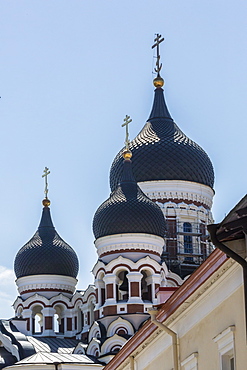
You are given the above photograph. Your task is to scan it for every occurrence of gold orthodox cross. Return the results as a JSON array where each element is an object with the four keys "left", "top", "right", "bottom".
[
  {"left": 122, "top": 115, "right": 132, "bottom": 150},
  {"left": 152, "top": 33, "right": 164, "bottom": 74},
  {"left": 42, "top": 167, "right": 50, "bottom": 198}
]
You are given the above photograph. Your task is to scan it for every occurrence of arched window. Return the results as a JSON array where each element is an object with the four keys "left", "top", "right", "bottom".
[
  {"left": 54, "top": 304, "right": 65, "bottom": 334},
  {"left": 116, "top": 327, "right": 128, "bottom": 335},
  {"left": 141, "top": 270, "right": 152, "bottom": 302},
  {"left": 183, "top": 222, "right": 193, "bottom": 260},
  {"left": 32, "top": 305, "right": 43, "bottom": 334},
  {"left": 54, "top": 313, "right": 59, "bottom": 333},
  {"left": 110, "top": 345, "right": 121, "bottom": 353},
  {"left": 117, "top": 271, "right": 129, "bottom": 302},
  {"left": 98, "top": 272, "right": 106, "bottom": 307},
  {"left": 16, "top": 307, "right": 23, "bottom": 319}
]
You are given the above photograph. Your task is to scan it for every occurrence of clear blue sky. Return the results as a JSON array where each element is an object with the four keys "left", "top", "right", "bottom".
[{"left": 0, "top": 0, "right": 246, "bottom": 318}]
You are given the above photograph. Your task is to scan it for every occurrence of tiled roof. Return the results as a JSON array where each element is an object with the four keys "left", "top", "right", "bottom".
[
  {"left": 14, "top": 206, "right": 79, "bottom": 278},
  {"left": 110, "top": 87, "right": 214, "bottom": 191},
  {"left": 93, "top": 158, "right": 166, "bottom": 238}
]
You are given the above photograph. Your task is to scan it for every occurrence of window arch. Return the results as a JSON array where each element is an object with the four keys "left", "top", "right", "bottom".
[
  {"left": 116, "top": 327, "right": 128, "bottom": 335},
  {"left": 16, "top": 306, "right": 23, "bottom": 319},
  {"left": 98, "top": 272, "right": 106, "bottom": 307},
  {"left": 116, "top": 270, "right": 129, "bottom": 302},
  {"left": 110, "top": 345, "right": 121, "bottom": 353},
  {"left": 31, "top": 305, "right": 43, "bottom": 334},
  {"left": 141, "top": 269, "right": 152, "bottom": 302},
  {"left": 53, "top": 304, "right": 66, "bottom": 334}
]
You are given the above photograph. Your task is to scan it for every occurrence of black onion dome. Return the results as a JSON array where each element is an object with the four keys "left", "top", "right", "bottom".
[
  {"left": 93, "top": 157, "right": 166, "bottom": 239},
  {"left": 14, "top": 206, "right": 79, "bottom": 279},
  {"left": 110, "top": 87, "right": 214, "bottom": 191}
]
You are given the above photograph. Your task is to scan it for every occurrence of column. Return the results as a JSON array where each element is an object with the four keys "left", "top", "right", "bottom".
[
  {"left": 41, "top": 307, "right": 56, "bottom": 336},
  {"left": 127, "top": 272, "right": 143, "bottom": 304},
  {"left": 103, "top": 274, "right": 118, "bottom": 305},
  {"left": 64, "top": 309, "right": 74, "bottom": 337},
  {"left": 22, "top": 309, "right": 32, "bottom": 335},
  {"left": 146, "top": 274, "right": 161, "bottom": 304},
  {"left": 94, "top": 278, "right": 105, "bottom": 309}
]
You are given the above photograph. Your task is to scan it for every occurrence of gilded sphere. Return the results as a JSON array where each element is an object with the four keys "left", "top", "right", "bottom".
[
  {"left": 42, "top": 198, "right": 51, "bottom": 207},
  {"left": 153, "top": 76, "right": 164, "bottom": 88},
  {"left": 122, "top": 150, "right": 132, "bottom": 160}
]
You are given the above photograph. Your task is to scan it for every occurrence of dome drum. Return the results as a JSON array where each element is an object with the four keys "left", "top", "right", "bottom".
[
  {"left": 95, "top": 233, "right": 164, "bottom": 263},
  {"left": 139, "top": 180, "right": 215, "bottom": 209},
  {"left": 16, "top": 274, "right": 78, "bottom": 299}
]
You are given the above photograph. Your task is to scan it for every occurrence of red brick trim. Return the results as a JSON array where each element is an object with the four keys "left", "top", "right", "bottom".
[
  {"left": 106, "top": 284, "right": 114, "bottom": 299},
  {"left": 103, "top": 305, "right": 117, "bottom": 316},
  {"left": 99, "top": 249, "right": 160, "bottom": 258},
  {"left": 45, "top": 316, "right": 53, "bottom": 330},
  {"left": 67, "top": 317, "right": 72, "bottom": 331},
  {"left": 21, "top": 288, "right": 73, "bottom": 295},
  {"left": 153, "top": 198, "right": 209, "bottom": 209},
  {"left": 109, "top": 264, "right": 160, "bottom": 274},
  {"left": 127, "top": 304, "right": 144, "bottom": 314},
  {"left": 130, "top": 282, "right": 139, "bottom": 297}
]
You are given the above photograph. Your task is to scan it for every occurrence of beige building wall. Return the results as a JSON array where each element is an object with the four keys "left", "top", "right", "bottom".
[{"left": 111, "top": 259, "right": 247, "bottom": 370}]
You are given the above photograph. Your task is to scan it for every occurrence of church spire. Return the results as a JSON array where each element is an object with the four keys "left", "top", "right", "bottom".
[
  {"left": 121, "top": 115, "right": 132, "bottom": 152},
  {"left": 149, "top": 34, "right": 172, "bottom": 121},
  {"left": 152, "top": 33, "right": 165, "bottom": 88},
  {"left": 42, "top": 166, "right": 51, "bottom": 207}
]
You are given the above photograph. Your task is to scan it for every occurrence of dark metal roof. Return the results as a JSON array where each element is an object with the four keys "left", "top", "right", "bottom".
[
  {"left": 14, "top": 207, "right": 79, "bottom": 279},
  {"left": 215, "top": 194, "right": 247, "bottom": 243},
  {"left": 93, "top": 158, "right": 166, "bottom": 239},
  {"left": 0, "top": 320, "right": 36, "bottom": 361},
  {"left": 0, "top": 348, "right": 17, "bottom": 369},
  {"left": 27, "top": 336, "right": 80, "bottom": 354},
  {"left": 110, "top": 87, "right": 214, "bottom": 191}
]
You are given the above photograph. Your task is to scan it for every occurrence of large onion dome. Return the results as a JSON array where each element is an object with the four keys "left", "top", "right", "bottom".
[
  {"left": 14, "top": 201, "right": 79, "bottom": 279},
  {"left": 93, "top": 151, "right": 166, "bottom": 239},
  {"left": 110, "top": 83, "right": 214, "bottom": 191}
]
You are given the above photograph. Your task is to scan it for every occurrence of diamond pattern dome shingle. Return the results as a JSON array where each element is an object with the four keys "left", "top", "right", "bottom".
[
  {"left": 14, "top": 206, "right": 79, "bottom": 279},
  {"left": 110, "top": 87, "right": 214, "bottom": 191},
  {"left": 93, "top": 158, "right": 166, "bottom": 239}
]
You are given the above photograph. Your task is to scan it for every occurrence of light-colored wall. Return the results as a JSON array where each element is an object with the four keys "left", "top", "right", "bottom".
[
  {"left": 113, "top": 260, "right": 247, "bottom": 370},
  {"left": 179, "top": 286, "right": 245, "bottom": 369}
]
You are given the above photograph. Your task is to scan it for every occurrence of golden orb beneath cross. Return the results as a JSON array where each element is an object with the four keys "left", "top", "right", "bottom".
[
  {"left": 42, "top": 198, "right": 51, "bottom": 207},
  {"left": 153, "top": 76, "right": 164, "bottom": 88},
  {"left": 122, "top": 150, "right": 132, "bottom": 160}
]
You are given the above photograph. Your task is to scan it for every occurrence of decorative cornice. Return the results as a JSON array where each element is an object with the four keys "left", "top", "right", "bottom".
[
  {"left": 139, "top": 180, "right": 214, "bottom": 209},
  {"left": 20, "top": 288, "right": 73, "bottom": 295},
  {"left": 16, "top": 274, "right": 77, "bottom": 296},
  {"left": 95, "top": 233, "right": 164, "bottom": 259},
  {"left": 100, "top": 249, "right": 160, "bottom": 258}
]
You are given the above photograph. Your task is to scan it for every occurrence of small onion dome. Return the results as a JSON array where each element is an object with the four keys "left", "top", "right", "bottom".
[
  {"left": 110, "top": 86, "right": 214, "bottom": 191},
  {"left": 93, "top": 153, "right": 166, "bottom": 239},
  {"left": 14, "top": 202, "right": 79, "bottom": 279}
]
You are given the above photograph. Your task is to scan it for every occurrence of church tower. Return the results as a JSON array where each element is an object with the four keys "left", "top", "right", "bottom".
[
  {"left": 85, "top": 145, "right": 180, "bottom": 361},
  {"left": 81, "top": 35, "right": 215, "bottom": 362},
  {"left": 13, "top": 169, "right": 81, "bottom": 338},
  {"left": 110, "top": 35, "right": 215, "bottom": 278}
]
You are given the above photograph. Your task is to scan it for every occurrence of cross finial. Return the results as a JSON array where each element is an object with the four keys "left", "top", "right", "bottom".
[
  {"left": 42, "top": 167, "right": 50, "bottom": 199},
  {"left": 121, "top": 115, "right": 132, "bottom": 150},
  {"left": 152, "top": 34, "right": 164, "bottom": 75}
]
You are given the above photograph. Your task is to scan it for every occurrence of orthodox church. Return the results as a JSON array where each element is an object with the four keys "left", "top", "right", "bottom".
[{"left": 0, "top": 36, "right": 220, "bottom": 369}]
